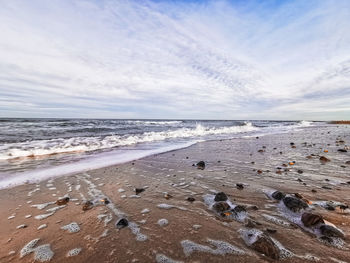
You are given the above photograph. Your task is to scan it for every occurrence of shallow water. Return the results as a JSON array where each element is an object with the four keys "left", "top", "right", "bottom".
[{"left": 0, "top": 119, "right": 316, "bottom": 188}]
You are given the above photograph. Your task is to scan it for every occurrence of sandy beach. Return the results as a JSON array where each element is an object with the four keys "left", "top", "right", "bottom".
[{"left": 1, "top": 125, "right": 350, "bottom": 263}]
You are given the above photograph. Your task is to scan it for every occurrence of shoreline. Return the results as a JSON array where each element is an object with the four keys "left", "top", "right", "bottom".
[{"left": 1, "top": 125, "right": 350, "bottom": 262}]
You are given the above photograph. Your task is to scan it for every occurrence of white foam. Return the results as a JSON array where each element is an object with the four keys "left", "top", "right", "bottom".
[
  {"left": 141, "top": 208, "right": 150, "bottom": 214},
  {"left": 181, "top": 239, "right": 245, "bottom": 257},
  {"left": 20, "top": 238, "right": 40, "bottom": 258},
  {"left": 155, "top": 254, "right": 183, "bottom": 263},
  {"left": 37, "top": 224, "right": 47, "bottom": 230},
  {"left": 157, "top": 219, "right": 169, "bottom": 226},
  {"left": 35, "top": 212, "right": 54, "bottom": 220},
  {"left": 34, "top": 244, "right": 54, "bottom": 262},
  {"left": 66, "top": 248, "right": 82, "bottom": 257},
  {"left": 31, "top": 202, "right": 55, "bottom": 210},
  {"left": 0, "top": 141, "right": 198, "bottom": 189},
  {"left": 16, "top": 224, "right": 27, "bottom": 229},
  {"left": 61, "top": 222, "right": 80, "bottom": 233},
  {"left": 262, "top": 214, "right": 291, "bottom": 227},
  {"left": 157, "top": 203, "right": 187, "bottom": 211},
  {"left": 0, "top": 123, "right": 257, "bottom": 162}
]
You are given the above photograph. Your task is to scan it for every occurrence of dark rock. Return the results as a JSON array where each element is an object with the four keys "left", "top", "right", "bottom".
[
  {"left": 232, "top": 205, "right": 246, "bottom": 214},
  {"left": 164, "top": 193, "right": 173, "bottom": 200},
  {"left": 325, "top": 204, "right": 335, "bottom": 211},
  {"left": 135, "top": 188, "right": 145, "bottom": 195},
  {"left": 297, "top": 178, "right": 303, "bottom": 182},
  {"left": 306, "top": 155, "right": 313, "bottom": 159},
  {"left": 196, "top": 161, "right": 205, "bottom": 170},
  {"left": 271, "top": 191, "right": 285, "bottom": 201},
  {"left": 236, "top": 183, "right": 244, "bottom": 190},
  {"left": 266, "top": 228, "right": 277, "bottom": 234},
  {"left": 56, "top": 197, "right": 69, "bottom": 206},
  {"left": 283, "top": 196, "right": 308, "bottom": 212},
  {"left": 258, "top": 149, "right": 264, "bottom": 153},
  {"left": 116, "top": 218, "right": 129, "bottom": 229},
  {"left": 257, "top": 170, "right": 263, "bottom": 174},
  {"left": 101, "top": 198, "right": 110, "bottom": 205},
  {"left": 311, "top": 189, "right": 317, "bottom": 193},
  {"left": 338, "top": 149, "right": 347, "bottom": 153},
  {"left": 301, "top": 212, "right": 324, "bottom": 227},
  {"left": 290, "top": 142, "right": 295, "bottom": 146},
  {"left": 345, "top": 161, "right": 350, "bottom": 165},
  {"left": 339, "top": 205, "right": 349, "bottom": 211},
  {"left": 297, "top": 170, "right": 303, "bottom": 174},
  {"left": 213, "top": 201, "right": 230, "bottom": 213},
  {"left": 322, "top": 186, "right": 332, "bottom": 190},
  {"left": 341, "top": 165, "right": 346, "bottom": 168},
  {"left": 214, "top": 192, "right": 228, "bottom": 202},
  {"left": 251, "top": 234, "right": 280, "bottom": 260},
  {"left": 320, "top": 156, "right": 330, "bottom": 163},
  {"left": 187, "top": 197, "right": 195, "bottom": 202},
  {"left": 320, "top": 224, "right": 345, "bottom": 238},
  {"left": 186, "top": 156, "right": 189, "bottom": 159},
  {"left": 82, "top": 200, "right": 93, "bottom": 211}
]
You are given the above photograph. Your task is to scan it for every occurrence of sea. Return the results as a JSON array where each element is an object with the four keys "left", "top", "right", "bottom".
[{"left": 0, "top": 118, "right": 318, "bottom": 188}]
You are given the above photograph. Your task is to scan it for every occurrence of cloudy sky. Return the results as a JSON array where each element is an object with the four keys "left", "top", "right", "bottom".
[{"left": 0, "top": 0, "right": 349, "bottom": 120}]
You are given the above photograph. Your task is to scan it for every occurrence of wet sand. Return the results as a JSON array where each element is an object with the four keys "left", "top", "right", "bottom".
[{"left": 1, "top": 125, "right": 350, "bottom": 262}]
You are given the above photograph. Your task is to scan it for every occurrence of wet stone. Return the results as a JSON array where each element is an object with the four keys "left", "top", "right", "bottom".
[
  {"left": 214, "top": 192, "right": 228, "bottom": 202},
  {"left": 283, "top": 196, "right": 308, "bottom": 212},
  {"left": 251, "top": 234, "right": 280, "bottom": 260},
  {"left": 231, "top": 205, "right": 246, "bottom": 214},
  {"left": 320, "top": 225, "right": 345, "bottom": 238},
  {"left": 271, "top": 191, "right": 285, "bottom": 201},
  {"left": 213, "top": 202, "right": 230, "bottom": 213},
  {"left": 320, "top": 156, "right": 330, "bottom": 163},
  {"left": 135, "top": 188, "right": 145, "bottom": 195},
  {"left": 82, "top": 201, "right": 93, "bottom": 211},
  {"left": 301, "top": 212, "right": 324, "bottom": 227},
  {"left": 56, "top": 197, "right": 69, "bottom": 206},
  {"left": 116, "top": 218, "right": 129, "bottom": 229},
  {"left": 187, "top": 197, "right": 195, "bottom": 202},
  {"left": 236, "top": 183, "right": 244, "bottom": 190},
  {"left": 196, "top": 161, "right": 205, "bottom": 170}
]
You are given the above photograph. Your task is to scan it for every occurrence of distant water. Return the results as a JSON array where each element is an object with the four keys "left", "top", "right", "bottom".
[{"left": 0, "top": 119, "right": 316, "bottom": 188}]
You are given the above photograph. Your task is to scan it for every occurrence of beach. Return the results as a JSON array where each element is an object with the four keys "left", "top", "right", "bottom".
[{"left": 0, "top": 124, "right": 349, "bottom": 263}]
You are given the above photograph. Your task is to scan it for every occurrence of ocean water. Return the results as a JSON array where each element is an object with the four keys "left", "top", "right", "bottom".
[{"left": 0, "top": 119, "right": 316, "bottom": 188}]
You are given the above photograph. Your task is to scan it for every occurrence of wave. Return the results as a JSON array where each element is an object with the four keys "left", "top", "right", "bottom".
[
  {"left": 0, "top": 123, "right": 257, "bottom": 160},
  {"left": 126, "top": 120, "right": 183, "bottom": 125},
  {"left": 298, "top": 120, "right": 313, "bottom": 127}
]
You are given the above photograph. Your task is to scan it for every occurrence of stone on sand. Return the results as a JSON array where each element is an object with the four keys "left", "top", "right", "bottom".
[
  {"left": 301, "top": 212, "right": 324, "bottom": 227},
  {"left": 283, "top": 196, "right": 308, "bottom": 212}
]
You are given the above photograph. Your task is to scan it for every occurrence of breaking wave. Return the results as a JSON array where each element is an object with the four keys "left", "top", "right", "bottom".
[{"left": 0, "top": 123, "right": 257, "bottom": 160}]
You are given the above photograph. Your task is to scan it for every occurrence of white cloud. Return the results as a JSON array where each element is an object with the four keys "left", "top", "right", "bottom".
[{"left": 0, "top": 0, "right": 349, "bottom": 120}]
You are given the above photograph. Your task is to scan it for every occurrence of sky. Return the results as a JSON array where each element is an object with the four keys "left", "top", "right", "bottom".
[{"left": 0, "top": 0, "right": 349, "bottom": 120}]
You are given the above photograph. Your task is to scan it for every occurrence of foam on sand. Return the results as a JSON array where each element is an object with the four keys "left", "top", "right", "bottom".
[
  {"left": 157, "top": 219, "right": 169, "bottom": 226},
  {"left": 156, "top": 253, "right": 184, "bottom": 263},
  {"left": 61, "top": 222, "right": 80, "bottom": 233},
  {"left": 181, "top": 239, "right": 245, "bottom": 257},
  {"left": 66, "top": 248, "right": 82, "bottom": 257},
  {"left": 35, "top": 212, "right": 54, "bottom": 220},
  {"left": 20, "top": 239, "right": 54, "bottom": 262}
]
